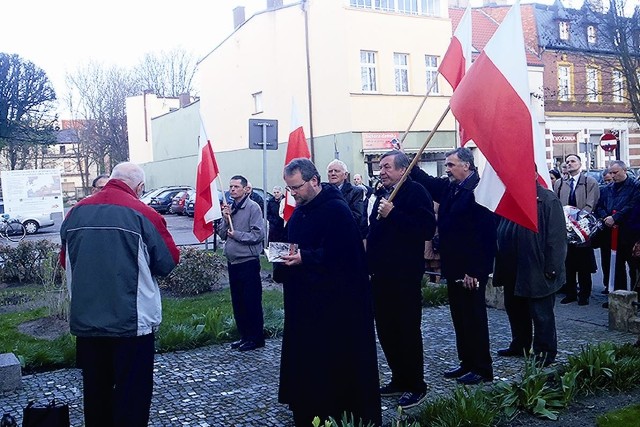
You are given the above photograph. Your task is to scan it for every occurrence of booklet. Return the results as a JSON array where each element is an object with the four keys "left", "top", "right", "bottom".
[{"left": 265, "top": 242, "right": 298, "bottom": 263}]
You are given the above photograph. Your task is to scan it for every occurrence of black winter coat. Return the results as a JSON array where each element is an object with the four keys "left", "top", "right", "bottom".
[
  {"left": 277, "top": 184, "right": 381, "bottom": 426},
  {"left": 338, "top": 182, "right": 368, "bottom": 239},
  {"left": 595, "top": 177, "right": 640, "bottom": 245},
  {"left": 410, "top": 168, "right": 497, "bottom": 281},
  {"left": 493, "top": 184, "right": 567, "bottom": 298},
  {"left": 367, "top": 178, "right": 436, "bottom": 278},
  {"left": 266, "top": 197, "right": 285, "bottom": 242}
]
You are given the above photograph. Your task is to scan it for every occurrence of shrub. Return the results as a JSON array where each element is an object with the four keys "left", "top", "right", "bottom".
[
  {"left": 159, "top": 247, "right": 225, "bottom": 296},
  {"left": 421, "top": 282, "right": 448, "bottom": 307},
  {"left": 568, "top": 342, "right": 640, "bottom": 393},
  {"left": 0, "top": 240, "right": 62, "bottom": 284},
  {"left": 419, "top": 386, "right": 497, "bottom": 427}
]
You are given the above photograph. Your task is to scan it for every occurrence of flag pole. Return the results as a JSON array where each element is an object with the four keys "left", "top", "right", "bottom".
[
  {"left": 377, "top": 105, "right": 451, "bottom": 220},
  {"left": 215, "top": 172, "right": 234, "bottom": 232},
  {"left": 398, "top": 77, "right": 441, "bottom": 145}
]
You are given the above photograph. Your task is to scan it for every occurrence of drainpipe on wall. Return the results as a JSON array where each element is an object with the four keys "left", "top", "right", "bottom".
[{"left": 302, "top": 0, "right": 315, "bottom": 161}]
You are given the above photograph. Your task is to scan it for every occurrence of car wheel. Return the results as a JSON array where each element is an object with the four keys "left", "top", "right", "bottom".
[{"left": 23, "top": 220, "right": 39, "bottom": 235}]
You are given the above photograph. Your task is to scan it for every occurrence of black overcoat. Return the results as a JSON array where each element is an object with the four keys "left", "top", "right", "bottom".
[
  {"left": 278, "top": 184, "right": 381, "bottom": 426},
  {"left": 493, "top": 185, "right": 567, "bottom": 298}
]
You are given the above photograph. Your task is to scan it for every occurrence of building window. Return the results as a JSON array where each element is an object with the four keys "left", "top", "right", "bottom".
[
  {"left": 350, "top": 0, "right": 440, "bottom": 16},
  {"left": 587, "top": 25, "right": 596, "bottom": 44},
  {"left": 63, "top": 161, "right": 73, "bottom": 173},
  {"left": 421, "top": 0, "right": 439, "bottom": 16},
  {"left": 425, "top": 55, "right": 439, "bottom": 94},
  {"left": 360, "top": 50, "right": 377, "bottom": 92},
  {"left": 252, "top": 92, "right": 263, "bottom": 114},
  {"left": 59, "top": 145, "right": 66, "bottom": 155},
  {"left": 557, "top": 65, "right": 572, "bottom": 101},
  {"left": 394, "top": 53, "right": 409, "bottom": 93},
  {"left": 559, "top": 21, "right": 570, "bottom": 41},
  {"left": 586, "top": 67, "right": 599, "bottom": 102},
  {"left": 612, "top": 70, "right": 624, "bottom": 102}
]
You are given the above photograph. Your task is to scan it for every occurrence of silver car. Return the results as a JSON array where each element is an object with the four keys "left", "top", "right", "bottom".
[{"left": 16, "top": 213, "right": 55, "bottom": 234}]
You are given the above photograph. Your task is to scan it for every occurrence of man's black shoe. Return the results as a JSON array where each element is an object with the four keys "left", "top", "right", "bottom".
[
  {"left": 497, "top": 348, "right": 526, "bottom": 357},
  {"left": 230, "top": 340, "right": 244, "bottom": 349},
  {"left": 578, "top": 299, "right": 589, "bottom": 306},
  {"left": 238, "top": 341, "right": 265, "bottom": 352},
  {"left": 379, "top": 383, "right": 404, "bottom": 397},
  {"left": 560, "top": 296, "right": 577, "bottom": 304},
  {"left": 443, "top": 367, "right": 470, "bottom": 379},
  {"left": 602, "top": 302, "right": 609, "bottom": 309},
  {"left": 397, "top": 391, "right": 427, "bottom": 409},
  {"left": 456, "top": 372, "right": 492, "bottom": 386}
]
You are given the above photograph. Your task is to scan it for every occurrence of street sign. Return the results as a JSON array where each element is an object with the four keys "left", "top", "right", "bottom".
[
  {"left": 600, "top": 133, "right": 618, "bottom": 152},
  {"left": 248, "top": 119, "right": 278, "bottom": 150}
]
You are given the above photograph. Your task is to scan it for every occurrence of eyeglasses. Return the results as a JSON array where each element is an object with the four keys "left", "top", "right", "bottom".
[{"left": 285, "top": 180, "right": 307, "bottom": 192}]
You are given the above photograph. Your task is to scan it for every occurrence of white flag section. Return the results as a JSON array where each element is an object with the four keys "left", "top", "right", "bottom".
[{"left": 193, "top": 119, "right": 223, "bottom": 242}]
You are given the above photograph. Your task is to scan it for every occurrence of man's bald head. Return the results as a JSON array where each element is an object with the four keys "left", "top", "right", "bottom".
[{"left": 111, "top": 162, "right": 145, "bottom": 197}]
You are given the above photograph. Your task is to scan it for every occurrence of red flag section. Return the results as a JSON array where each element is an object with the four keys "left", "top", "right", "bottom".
[
  {"left": 283, "top": 102, "right": 311, "bottom": 222},
  {"left": 193, "top": 121, "right": 223, "bottom": 242},
  {"left": 439, "top": 5, "right": 472, "bottom": 91},
  {"left": 450, "top": 3, "right": 538, "bottom": 232}
]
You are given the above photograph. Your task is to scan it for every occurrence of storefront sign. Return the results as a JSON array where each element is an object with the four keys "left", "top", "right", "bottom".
[
  {"left": 362, "top": 132, "right": 400, "bottom": 151},
  {"left": 552, "top": 133, "right": 578, "bottom": 144}
]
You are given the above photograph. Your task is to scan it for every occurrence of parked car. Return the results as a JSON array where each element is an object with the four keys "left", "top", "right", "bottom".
[
  {"left": 185, "top": 190, "right": 224, "bottom": 217},
  {"left": 0, "top": 199, "right": 55, "bottom": 234},
  {"left": 17, "top": 213, "right": 55, "bottom": 234},
  {"left": 170, "top": 190, "right": 194, "bottom": 215},
  {"left": 149, "top": 188, "right": 190, "bottom": 214},
  {"left": 140, "top": 186, "right": 193, "bottom": 206}
]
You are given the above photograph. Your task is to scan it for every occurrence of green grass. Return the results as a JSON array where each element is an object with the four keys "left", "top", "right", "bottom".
[
  {"left": 0, "top": 287, "right": 284, "bottom": 372},
  {"left": 597, "top": 404, "right": 640, "bottom": 426}
]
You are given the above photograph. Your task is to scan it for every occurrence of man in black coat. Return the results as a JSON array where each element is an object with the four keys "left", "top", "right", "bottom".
[
  {"left": 410, "top": 147, "right": 496, "bottom": 385},
  {"left": 266, "top": 185, "right": 285, "bottom": 243},
  {"left": 368, "top": 150, "right": 436, "bottom": 409},
  {"left": 493, "top": 180, "right": 567, "bottom": 366},
  {"left": 278, "top": 158, "right": 381, "bottom": 427},
  {"left": 594, "top": 160, "right": 640, "bottom": 295},
  {"left": 326, "top": 159, "right": 367, "bottom": 239}
]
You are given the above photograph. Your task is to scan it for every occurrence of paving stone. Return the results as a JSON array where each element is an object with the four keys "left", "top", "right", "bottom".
[{"left": 0, "top": 292, "right": 634, "bottom": 426}]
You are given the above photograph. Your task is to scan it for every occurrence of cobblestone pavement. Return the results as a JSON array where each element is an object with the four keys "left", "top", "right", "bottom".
[{"left": 1, "top": 291, "right": 636, "bottom": 426}]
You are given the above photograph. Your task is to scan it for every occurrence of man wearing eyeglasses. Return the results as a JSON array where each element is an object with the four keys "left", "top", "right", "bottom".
[
  {"left": 410, "top": 147, "right": 497, "bottom": 386},
  {"left": 91, "top": 174, "right": 109, "bottom": 195},
  {"left": 367, "top": 150, "right": 436, "bottom": 409},
  {"left": 60, "top": 162, "right": 179, "bottom": 426},
  {"left": 218, "top": 175, "right": 265, "bottom": 352},
  {"left": 278, "top": 158, "right": 381, "bottom": 427}
]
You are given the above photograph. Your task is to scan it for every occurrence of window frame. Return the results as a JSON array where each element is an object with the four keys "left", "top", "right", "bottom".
[
  {"left": 559, "top": 21, "right": 570, "bottom": 41},
  {"left": 252, "top": 92, "right": 263, "bottom": 114},
  {"left": 587, "top": 25, "right": 597, "bottom": 44},
  {"left": 612, "top": 69, "right": 625, "bottom": 103},
  {"left": 394, "top": 52, "right": 410, "bottom": 93},
  {"left": 425, "top": 54, "right": 440, "bottom": 95},
  {"left": 360, "top": 50, "right": 378, "bottom": 93},
  {"left": 585, "top": 66, "right": 600, "bottom": 102},
  {"left": 557, "top": 64, "right": 572, "bottom": 101}
]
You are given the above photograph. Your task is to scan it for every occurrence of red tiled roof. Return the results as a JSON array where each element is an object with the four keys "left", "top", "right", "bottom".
[{"left": 449, "top": 5, "right": 543, "bottom": 67}]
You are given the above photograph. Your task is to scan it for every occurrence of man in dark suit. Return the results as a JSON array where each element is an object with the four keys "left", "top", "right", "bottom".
[{"left": 410, "top": 147, "right": 497, "bottom": 385}]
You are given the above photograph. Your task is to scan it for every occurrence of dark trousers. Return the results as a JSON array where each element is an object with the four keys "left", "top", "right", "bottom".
[
  {"left": 76, "top": 334, "right": 155, "bottom": 427},
  {"left": 446, "top": 278, "right": 493, "bottom": 378},
  {"left": 564, "top": 246, "right": 594, "bottom": 301},
  {"left": 371, "top": 273, "right": 426, "bottom": 393},
  {"left": 600, "top": 230, "right": 635, "bottom": 291},
  {"left": 228, "top": 258, "right": 264, "bottom": 344},
  {"left": 504, "top": 284, "right": 557, "bottom": 362}
]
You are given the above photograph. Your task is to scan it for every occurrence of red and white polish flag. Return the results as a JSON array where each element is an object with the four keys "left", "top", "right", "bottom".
[
  {"left": 439, "top": 4, "right": 473, "bottom": 91},
  {"left": 282, "top": 99, "right": 311, "bottom": 223},
  {"left": 193, "top": 119, "right": 223, "bottom": 242},
  {"left": 450, "top": 2, "right": 544, "bottom": 232}
]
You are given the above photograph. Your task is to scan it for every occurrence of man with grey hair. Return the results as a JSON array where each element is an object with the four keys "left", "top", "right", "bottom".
[
  {"left": 595, "top": 160, "right": 640, "bottom": 297},
  {"left": 267, "top": 185, "right": 285, "bottom": 242},
  {"left": 60, "top": 161, "right": 179, "bottom": 426},
  {"left": 278, "top": 158, "right": 381, "bottom": 425},
  {"left": 368, "top": 150, "right": 436, "bottom": 408},
  {"left": 410, "top": 146, "right": 497, "bottom": 385},
  {"left": 326, "top": 159, "right": 367, "bottom": 238}
]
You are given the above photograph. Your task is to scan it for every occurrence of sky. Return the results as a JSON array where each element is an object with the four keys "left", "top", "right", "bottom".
[{"left": 0, "top": 0, "right": 268, "bottom": 109}]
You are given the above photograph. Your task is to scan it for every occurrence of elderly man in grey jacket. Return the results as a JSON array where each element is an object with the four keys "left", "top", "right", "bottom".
[
  {"left": 553, "top": 154, "right": 600, "bottom": 305},
  {"left": 218, "top": 175, "right": 265, "bottom": 352}
]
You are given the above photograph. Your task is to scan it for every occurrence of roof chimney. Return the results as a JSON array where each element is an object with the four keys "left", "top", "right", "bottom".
[
  {"left": 178, "top": 93, "right": 191, "bottom": 108},
  {"left": 233, "top": 6, "right": 245, "bottom": 29}
]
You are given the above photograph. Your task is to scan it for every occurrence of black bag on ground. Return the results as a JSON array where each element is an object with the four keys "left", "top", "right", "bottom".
[{"left": 22, "top": 400, "right": 69, "bottom": 427}]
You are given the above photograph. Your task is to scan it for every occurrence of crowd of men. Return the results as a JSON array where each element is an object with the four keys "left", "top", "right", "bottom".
[{"left": 60, "top": 150, "right": 640, "bottom": 426}]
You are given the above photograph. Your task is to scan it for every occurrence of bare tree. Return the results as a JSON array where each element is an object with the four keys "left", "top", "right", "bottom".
[
  {"left": 0, "top": 53, "right": 58, "bottom": 170},
  {"left": 133, "top": 47, "right": 198, "bottom": 97},
  {"left": 66, "top": 62, "right": 138, "bottom": 169}
]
